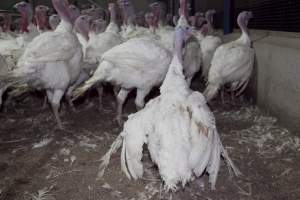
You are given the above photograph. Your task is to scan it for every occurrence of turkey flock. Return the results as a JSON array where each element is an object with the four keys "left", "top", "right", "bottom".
[{"left": 0, "top": 0, "right": 254, "bottom": 193}]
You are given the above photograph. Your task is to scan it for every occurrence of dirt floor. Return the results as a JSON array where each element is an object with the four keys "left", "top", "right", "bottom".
[{"left": 0, "top": 86, "right": 299, "bottom": 200}]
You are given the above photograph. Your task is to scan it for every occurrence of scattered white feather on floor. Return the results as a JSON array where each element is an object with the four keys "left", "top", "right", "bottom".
[
  {"left": 102, "top": 183, "right": 112, "bottom": 190},
  {"left": 26, "top": 186, "right": 55, "bottom": 200},
  {"left": 32, "top": 138, "right": 53, "bottom": 149},
  {"left": 217, "top": 107, "right": 300, "bottom": 156},
  {"left": 59, "top": 148, "right": 70, "bottom": 156}
]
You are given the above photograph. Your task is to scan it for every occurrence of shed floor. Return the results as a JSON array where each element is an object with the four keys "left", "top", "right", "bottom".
[{"left": 0, "top": 90, "right": 299, "bottom": 200}]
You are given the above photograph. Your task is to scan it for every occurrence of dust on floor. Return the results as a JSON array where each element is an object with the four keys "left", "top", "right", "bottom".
[{"left": 0, "top": 94, "right": 299, "bottom": 200}]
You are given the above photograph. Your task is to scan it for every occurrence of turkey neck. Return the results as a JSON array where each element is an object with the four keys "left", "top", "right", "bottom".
[
  {"left": 206, "top": 14, "right": 214, "bottom": 34},
  {"left": 75, "top": 16, "right": 90, "bottom": 41},
  {"left": 146, "top": 15, "right": 156, "bottom": 33},
  {"left": 237, "top": 17, "right": 251, "bottom": 46},
  {"left": 174, "top": 32, "right": 184, "bottom": 63},
  {"left": 190, "top": 17, "right": 196, "bottom": 29},
  {"left": 3, "top": 14, "right": 11, "bottom": 32},
  {"left": 122, "top": 3, "right": 135, "bottom": 26},
  {"left": 121, "top": 7, "right": 128, "bottom": 25},
  {"left": 36, "top": 11, "right": 48, "bottom": 31},
  {"left": 180, "top": 0, "right": 187, "bottom": 17},
  {"left": 79, "top": 25, "right": 89, "bottom": 41},
  {"left": 160, "top": 28, "right": 188, "bottom": 95},
  {"left": 109, "top": 4, "right": 117, "bottom": 24},
  {"left": 49, "top": 15, "right": 60, "bottom": 30},
  {"left": 20, "top": 11, "right": 32, "bottom": 33},
  {"left": 52, "top": 0, "right": 73, "bottom": 29},
  {"left": 153, "top": 8, "right": 161, "bottom": 28}
]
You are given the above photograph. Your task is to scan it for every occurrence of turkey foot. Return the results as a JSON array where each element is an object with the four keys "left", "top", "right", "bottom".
[
  {"left": 195, "top": 176, "right": 205, "bottom": 191},
  {"left": 42, "top": 94, "right": 48, "bottom": 109},
  {"left": 51, "top": 103, "right": 63, "bottom": 130}
]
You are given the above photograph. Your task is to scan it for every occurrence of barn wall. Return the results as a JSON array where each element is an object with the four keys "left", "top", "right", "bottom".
[
  {"left": 76, "top": 0, "right": 155, "bottom": 10},
  {"left": 0, "top": 0, "right": 223, "bottom": 14},
  {"left": 0, "top": 0, "right": 155, "bottom": 12},
  {"left": 0, "top": 0, "right": 21, "bottom": 11},
  {"left": 195, "top": 0, "right": 223, "bottom": 12},
  {"left": 223, "top": 30, "right": 300, "bottom": 133}
]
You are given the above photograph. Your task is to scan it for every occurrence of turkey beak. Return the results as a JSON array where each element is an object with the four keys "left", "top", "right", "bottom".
[
  {"left": 13, "top": 3, "right": 21, "bottom": 12},
  {"left": 13, "top": 3, "right": 19, "bottom": 9}
]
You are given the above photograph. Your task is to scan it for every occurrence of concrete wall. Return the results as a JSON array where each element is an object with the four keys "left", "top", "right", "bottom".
[{"left": 222, "top": 30, "right": 300, "bottom": 133}]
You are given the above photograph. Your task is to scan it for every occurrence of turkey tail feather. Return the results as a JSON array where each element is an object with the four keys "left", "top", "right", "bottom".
[
  {"left": 97, "top": 134, "right": 123, "bottom": 180},
  {"left": 7, "top": 84, "right": 30, "bottom": 98},
  {"left": 203, "top": 84, "right": 219, "bottom": 102},
  {"left": 0, "top": 73, "right": 27, "bottom": 104},
  {"left": 71, "top": 79, "right": 95, "bottom": 101},
  {"left": 121, "top": 137, "right": 132, "bottom": 179},
  {"left": 0, "top": 73, "right": 23, "bottom": 87},
  {"left": 219, "top": 139, "right": 242, "bottom": 177},
  {"left": 72, "top": 63, "right": 108, "bottom": 100},
  {"left": 122, "top": 137, "right": 144, "bottom": 180},
  {"left": 235, "top": 78, "right": 250, "bottom": 97}
]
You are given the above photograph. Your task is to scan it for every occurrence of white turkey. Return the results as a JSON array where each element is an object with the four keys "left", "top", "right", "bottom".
[
  {"left": 35, "top": 5, "right": 50, "bottom": 33},
  {"left": 84, "top": 3, "right": 123, "bottom": 64},
  {"left": 203, "top": 11, "right": 254, "bottom": 102},
  {"left": 149, "top": 2, "right": 173, "bottom": 31},
  {"left": 150, "top": 3, "right": 175, "bottom": 53},
  {"left": 141, "top": 12, "right": 161, "bottom": 40},
  {"left": 69, "top": 4, "right": 81, "bottom": 22},
  {"left": 90, "top": 19, "right": 108, "bottom": 34},
  {"left": 98, "top": 15, "right": 240, "bottom": 192},
  {"left": 0, "top": 13, "right": 15, "bottom": 40},
  {"left": 0, "top": 2, "right": 39, "bottom": 69},
  {"left": 14, "top": 1, "right": 39, "bottom": 47},
  {"left": 72, "top": 11, "right": 172, "bottom": 125},
  {"left": 73, "top": 35, "right": 172, "bottom": 124},
  {"left": 136, "top": 11, "right": 146, "bottom": 27},
  {"left": 1, "top": 0, "right": 82, "bottom": 129},
  {"left": 81, "top": 5, "right": 106, "bottom": 21},
  {"left": 1, "top": 5, "right": 58, "bottom": 110},
  {"left": 144, "top": 12, "right": 155, "bottom": 32},
  {"left": 81, "top": 6, "right": 108, "bottom": 33},
  {"left": 75, "top": 3, "right": 124, "bottom": 108},
  {"left": 73, "top": 14, "right": 112, "bottom": 110},
  {"left": 151, "top": 1, "right": 202, "bottom": 87},
  {"left": 195, "top": 12, "right": 205, "bottom": 29},
  {"left": 200, "top": 10, "right": 222, "bottom": 80},
  {"left": 118, "top": 0, "right": 153, "bottom": 40}
]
